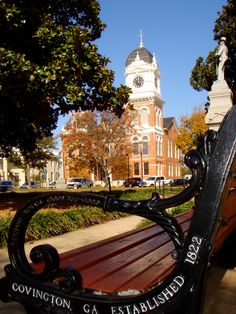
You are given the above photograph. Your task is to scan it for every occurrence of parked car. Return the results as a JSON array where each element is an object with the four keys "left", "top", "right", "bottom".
[
  {"left": 20, "top": 181, "right": 39, "bottom": 189},
  {"left": 139, "top": 176, "right": 170, "bottom": 187},
  {"left": 48, "top": 181, "right": 56, "bottom": 189},
  {"left": 170, "top": 178, "right": 189, "bottom": 187},
  {"left": 123, "top": 177, "right": 142, "bottom": 187},
  {"left": 67, "top": 178, "right": 94, "bottom": 189},
  {"left": 0, "top": 180, "right": 14, "bottom": 192}
]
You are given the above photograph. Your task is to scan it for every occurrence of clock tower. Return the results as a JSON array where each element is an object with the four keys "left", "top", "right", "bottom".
[
  {"left": 125, "top": 36, "right": 168, "bottom": 179},
  {"left": 125, "top": 35, "right": 162, "bottom": 103}
]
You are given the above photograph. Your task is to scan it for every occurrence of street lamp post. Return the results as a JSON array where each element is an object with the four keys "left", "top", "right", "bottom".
[
  {"left": 140, "top": 150, "right": 143, "bottom": 181},
  {"left": 126, "top": 153, "right": 130, "bottom": 180}
]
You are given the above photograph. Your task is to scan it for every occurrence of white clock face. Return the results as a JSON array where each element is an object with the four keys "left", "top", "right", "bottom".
[{"left": 133, "top": 76, "right": 144, "bottom": 88}]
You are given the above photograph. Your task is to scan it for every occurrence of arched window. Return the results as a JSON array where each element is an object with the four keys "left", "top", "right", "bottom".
[
  {"left": 142, "top": 136, "right": 148, "bottom": 155},
  {"left": 132, "top": 137, "right": 139, "bottom": 156},
  {"left": 143, "top": 162, "right": 149, "bottom": 175},
  {"left": 156, "top": 136, "right": 161, "bottom": 156},
  {"left": 133, "top": 110, "right": 138, "bottom": 126},
  {"left": 158, "top": 110, "right": 162, "bottom": 126},
  {"left": 141, "top": 108, "right": 148, "bottom": 125},
  {"left": 134, "top": 163, "right": 139, "bottom": 175},
  {"left": 133, "top": 143, "right": 138, "bottom": 156},
  {"left": 167, "top": 140, "right": 170, "bottom": 157},
  {"left": 159, "top": 137, "right": 162, "bottom": 156}
]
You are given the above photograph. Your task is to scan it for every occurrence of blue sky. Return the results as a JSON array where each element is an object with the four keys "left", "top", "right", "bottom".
[{"left": 55, "top": 0, "right": 227, "bottom": 140}]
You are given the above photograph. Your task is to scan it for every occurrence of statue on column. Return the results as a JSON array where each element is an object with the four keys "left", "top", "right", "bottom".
[
  {"left": 216, "top": 37, "right": 228, "bottom": 81},
  {"left": 206, "top": 36, "right": 233, "bottom": 131}
]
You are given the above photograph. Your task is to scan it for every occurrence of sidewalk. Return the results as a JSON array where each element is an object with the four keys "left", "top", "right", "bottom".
[
  {"left": 203, "top": 267, "right": 236, "bottom": 314},
  {"left": 0, "top": 215, "right": 236, "bottom": 313}
]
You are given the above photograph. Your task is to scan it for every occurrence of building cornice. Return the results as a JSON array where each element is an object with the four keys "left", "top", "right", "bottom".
[
  {"left": 133, "top": 126, "right": 164, "bottom": 136},
  {"left": 129, "top": 95, "right": 164, "bottom": 106}
]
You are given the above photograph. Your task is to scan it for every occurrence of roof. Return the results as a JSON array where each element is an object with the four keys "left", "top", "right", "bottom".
[
  {"left": 125, "top": 47, "right": 153, "bottom": 67},
  {"left": 163, "top": 117, "right": 176, "bottom": 130}
]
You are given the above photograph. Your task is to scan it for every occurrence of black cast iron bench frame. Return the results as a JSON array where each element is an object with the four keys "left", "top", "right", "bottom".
[{"left": 1, "top": 104, "right": 236, "bottom": 314}]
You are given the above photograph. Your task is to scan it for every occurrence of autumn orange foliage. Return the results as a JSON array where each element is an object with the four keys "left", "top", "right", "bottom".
[
  {"left": 62, "top": 110, "right": 133, "bottom": 182},
  {"left": 175, "top": 107, "right": 208, "bottom": 155}
]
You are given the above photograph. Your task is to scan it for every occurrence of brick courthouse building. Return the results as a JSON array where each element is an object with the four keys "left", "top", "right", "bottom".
[{"left": 62, "top": 39, "right": 181, "bottom": 183}]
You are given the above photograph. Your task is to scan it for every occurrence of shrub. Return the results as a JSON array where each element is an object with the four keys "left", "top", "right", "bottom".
[
  {"left": 137, "top": 200, "right": 194, "bottom": 229},
  {"left": 169, "top": 200, "right": 194, "bottom": 216},
  {"left": 0, "top": 206, "right": 127, "bottom": 248},
  {"left": 0, "top": 216, "right": 12, "bottom": 247}
]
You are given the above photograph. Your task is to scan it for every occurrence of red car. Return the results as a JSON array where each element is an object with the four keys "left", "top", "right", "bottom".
[{"left": 124, "top": 177, "right": 142, "bottom": 187}]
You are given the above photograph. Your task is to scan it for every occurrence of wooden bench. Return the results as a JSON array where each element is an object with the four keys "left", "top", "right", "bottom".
[
  {"left": 1, "top": 105, "right": 236, "bottom": 314},
  {"left": 35, "top": 210, "right": 193, "bottom": 293}
]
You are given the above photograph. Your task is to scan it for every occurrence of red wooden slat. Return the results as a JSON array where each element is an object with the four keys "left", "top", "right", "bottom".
[
  {"left": 60, "top": 211, "right": 192, "bottom": 257},
  {"left": 82, "top": 220, "right": 191, "bottom": 291},
  {"left": 60, "top": 213, "right": 191, "bottom": 269},
  {"left": 116, "top": 255, "right": 176, "bottom": 291},
  {"left": 89, "top": 242, "right": 175, "bottom": 292},
  {"left": 32, "top": 210, "right": 193, "bottom": 291},
  {"left": 60, "top": 226, "right": 166, "bottom": 270},
  {"left": 80, "top": 234, "right": 173, "bottom": 287}
]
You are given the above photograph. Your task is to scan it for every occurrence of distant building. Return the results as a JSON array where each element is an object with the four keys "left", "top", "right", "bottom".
[
  {"left": 61, "top": 37, "right": 182, "bottom": 183},
  {"left": 163, "top": 117, "right": 181, "bottom": 178},
  {"left": 0, "top": 152, "right": 64, "bottom": 187},
  {"left": 0, "top": 158, "right": 25, "bottom": 186}
]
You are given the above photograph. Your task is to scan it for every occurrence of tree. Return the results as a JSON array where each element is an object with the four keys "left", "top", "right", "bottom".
[
  {"left": 175, "top": 107, "right": 208, "bottom": 155},
  {"left": 190, "top": 0, "right": 236, "bottom": 102},
  {"left": 0, "top": 1, "right": 130, "bottom": 160},
  {"left": 62, "top": 110, "right": 133, "bottom": 185},
  {"left": 10, "top": 137, "right": 56, "bottom": 169}
]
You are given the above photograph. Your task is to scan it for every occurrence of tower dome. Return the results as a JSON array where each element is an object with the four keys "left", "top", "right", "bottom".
[
  {"left": 125, "top": 32, "right": 161, "bottom": 96},
  {"left": 125, "top": 47, "right": 153, "bottom": 67}
]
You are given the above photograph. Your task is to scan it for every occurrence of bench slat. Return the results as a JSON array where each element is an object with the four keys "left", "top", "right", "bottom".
[
  {"left": 60, "top": 211, "right": 192, "bottom": 269},
  {"left": 89, "top": 243, "right": 175, "bottom": 292},
  {"left": 57, "top": 212, "right": 192, "bottom": 292},
  {"left": 79, "top": 220, "right": 191, "bottom": 291}
]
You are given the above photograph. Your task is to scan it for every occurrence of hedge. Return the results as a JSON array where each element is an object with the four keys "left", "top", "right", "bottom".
[{"left": 0, "top": 206, "right": 127, "bottom": 248}]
